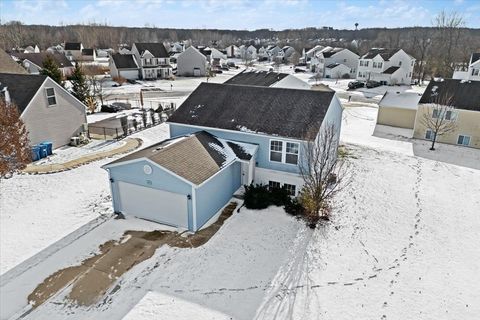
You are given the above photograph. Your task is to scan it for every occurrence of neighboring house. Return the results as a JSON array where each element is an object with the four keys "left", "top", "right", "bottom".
[
  {"left": 104, "top": 82, "right": 342, "bottom": 231},
  {"left": 80, "top": 48, "right": 96, "bottom": 62},
  {"left": 96, "top": 49, "right": 110, "bottom": 58},
  {"left": 0, "top": 73, "right": 88, "bottom": 149},
  {"left": 356, "top": 48, "right": 415, "bottom": 85},
  {"left": 324, "top": 63, "right": 351, "bottom": 79},
  {"left": 109, "top": 53, "right": 140, "bottom": 80},
  {"left": 23, "top": 45, "right": 40, "bottom": 53},
  {"left": 176, "top": 46, "right": 207, "bottom": 77},
  {"left": 13, "top": 52, "right": 74, "bottom": 77},
  {"left": 0, "top": 49, "right": 27, "bottom": 74},
  {"left": 310, "top": 47, "right": 359, "bottom": 78},
  {"left": 452, "top": 53, "right": 480, "bottom": 81},
  {"left": 64, "top": 42, "right": 83, "bottom": 61},
  {"left": 225, "top": 45, "right": 240, "bottom": 58},
  {"left": 118, "top": 45, "right": 132, "bottom": 55},
  {"left": 413, "top": 79, "right": 480, "bottom": 149},
  {"left": 209, "top": 47, "right": 227, "bottom": 61},
  {"left": 302, "top": 45, "right": 324, "bottom": 63},
  {"left": 257, "top": 46, "right": 269, "bottom": 60},
  {"left": 132, "top": 43, "right": 173, "bottom": 79},
  {"left": 224, "top": 70, "right": 312, "bottom": 90},
  {"left": 282, "top": 46, "right": 297, "bottom": 61},
  {"left": 240, "top": 45, "right": 257, "bottom": 60},
  {"left": 377, "top": 91, "right": 422, "bottom": 129},
  {"left": 169, "top": 42, "right": 185, "bottom": 54}
]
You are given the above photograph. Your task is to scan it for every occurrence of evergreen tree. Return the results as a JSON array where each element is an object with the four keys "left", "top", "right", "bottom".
[
  {"left": 70, "top": 64, "right": 90, "bottom": 105},
  {"left": 41, "top": 55, "right": 63, "bottom": 86}
]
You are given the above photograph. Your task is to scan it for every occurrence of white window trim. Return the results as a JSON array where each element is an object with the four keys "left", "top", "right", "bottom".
[
  {"left": 457, "top": 134, "right": 471, "bottom": 146},
  {"left": 269, "top": 139, "right": 300, "bottom": 166},
  {"left": 45, "top": 87, "right": 56, "bottom": 107}
]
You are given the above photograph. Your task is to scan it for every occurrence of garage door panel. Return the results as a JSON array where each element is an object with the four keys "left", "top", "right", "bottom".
[{"left": 118, "top": 181, "right": 189, "bottom": 229}]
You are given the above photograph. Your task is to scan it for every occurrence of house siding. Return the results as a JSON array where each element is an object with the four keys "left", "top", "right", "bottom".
[
  {"left": 177, "top": 47, "right": 207, "bottom": 77},
  {"left": 377, "top": 106, "right": 417, "bottom": 129},
  {"left": 194, "top": 161, "right": 241, "bottom": 230},
  {"left": 20, "top": 77, "right": 87, "bottom": 148},
  {"left": 107, "top": 159, "right": 195, "bottom": 229},
  {"left": 169, "top": 124, "right": 305, "bottom": 174},
  {"left": 413, "top": 105, "right": 480, "bottom": 149}
]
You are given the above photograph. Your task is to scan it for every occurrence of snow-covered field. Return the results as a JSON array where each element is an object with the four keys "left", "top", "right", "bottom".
[{"left": 1, "top": 69, "right": 479, "bottom": 319}]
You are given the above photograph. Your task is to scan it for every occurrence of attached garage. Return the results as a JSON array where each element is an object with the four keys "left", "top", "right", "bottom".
[
  {"left": 377, "top": 91, "right": 422, "bottom": 129},
  {"left": 103, "top": 131, "right": 256, "bottom": 232},
  {"left": 117, "top": 181, "right": 189, "bottom": 228}
]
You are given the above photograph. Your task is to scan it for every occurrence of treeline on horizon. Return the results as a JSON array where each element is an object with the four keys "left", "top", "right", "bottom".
[{"left": 1, "top": 16, "right": 479, "bottom": 77}]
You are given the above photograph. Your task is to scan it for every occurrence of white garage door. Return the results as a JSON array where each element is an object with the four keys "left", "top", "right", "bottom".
[{"left": 117, "top": 181, "right": 189, "bottom": 229}]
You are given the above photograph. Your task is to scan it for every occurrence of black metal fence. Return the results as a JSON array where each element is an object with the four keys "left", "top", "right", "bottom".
[{"left": 88, "top": 109, "right": 174, "bottom": 141}]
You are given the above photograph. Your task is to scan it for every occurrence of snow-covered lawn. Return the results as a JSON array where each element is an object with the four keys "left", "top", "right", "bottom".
[
  {"left": 35, "top": 139, "right": 126, "bottom": 165},
  {"left": 0, "top": 124, "right": 169, "bottom": 275}
]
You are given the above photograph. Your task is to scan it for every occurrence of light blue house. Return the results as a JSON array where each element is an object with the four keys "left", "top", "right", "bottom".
[{"left": 103, "top": 82, "right": 342, "bottom": 232}]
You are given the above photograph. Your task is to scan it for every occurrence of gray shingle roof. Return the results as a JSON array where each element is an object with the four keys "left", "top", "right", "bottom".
[
  {"left": 64, "top": 42, "right": 81, "bottom": 50},
  {"left": 0, "top": 49, "right": 27, "bottom": 74},
  {"left": 471, "top": 52, "right": 480, "bottom": 64},
  {"left": 106, "top": 131, "right": 249, "bottom": 185},
  {"left": 134, "top": 43, "right": 169, "bottom": 58},
  {"left": 168, "top": 83, "right": 335, "bottom": 140},
  {"left": 419, "top": 79, "right": 480, "bottom": 112},
  {"left": 382, "top": 66, "right": 400, "bottom": 74},
  {"left": 362, "top": 48, "right": 399, "bottom": 60},
  {"left": 12, "top": 52, "right": 73, "bottom": 69},
  {"left": 111, "top": 53, "right": 138, "bottom": 69},
  {"left": 224, "top": 70, "right": 289, "bottom": 87},
  {"left": 0, "top": 73, "right": 47, "bottom": 113}
]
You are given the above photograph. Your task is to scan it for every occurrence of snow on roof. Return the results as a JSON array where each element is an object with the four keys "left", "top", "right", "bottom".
[{"left": 379, "top": 91, "right": 422, "bottom": 110}]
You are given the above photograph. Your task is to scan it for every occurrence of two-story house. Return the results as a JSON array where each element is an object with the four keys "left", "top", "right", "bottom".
[
  {"left": 452, "top": 53, "right": 480, "bottom": 81},
  {"left": 225, "top": 45, "right": 241, "bottom": 58},
  {"left": 310, "top": 47, "right": 359, "bottom": 78},
  {"left": 102, "top": 82, "right": 343, "bottom": 232},
  {"left": 356, "top": 48, "right": 415, "bottom": 85},
  {"left": 64, "top": 42, "right": 83, "bottom": 61},
  {"left": 176, "top": 46, "right": 207, "bottom": 77},
  {"left": 131, "top": 43, "right": 173, "bottom": 80},
  {"left": 13, "top": 52, "right": 74, "bottom": 78},
  {"left": 0, "top": 73, "right": 87, "bottom": 149},
  {"left": 413, "top": 79, "right": 480, "bottom": 149}
]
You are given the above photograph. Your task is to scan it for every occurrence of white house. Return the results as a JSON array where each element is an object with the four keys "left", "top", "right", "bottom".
[
  {"left": 209, "top": 47, "right": 227, "bottom": 61},
  {"left": 64, "top": 42, "right": 83, "bottom": 61},
  {"left": 176, "top": 46, "right": 207, "bottom": 77},
  {"left": 240, "top": 45, "right": 257, "bottom": 60},
  {"left": 267, "top": 45, "right": 283, "bottom": 62},
  {"left": 282, "top": 46, "right": 298, "bottom": 62},
  {"left": 169, "top": 42, "right": 185, "bottom": 54},
  {"left": 23, "top": 45, "right": 40, "bottom": 53},
  {"left": 109, "top": 53, "right": 140, "bottom": 80},
  {"left": 356, "top": 48, "right": 415, "bottom": 85},
  {"left": 301, "top": 45, "right": 324, "bottom": 63},
  {"left": 225, "top": 45, "right": 240, "bottom": 58},
  {"left": 310, "top": 47, "right": 359, "bottom": 78},
  {"left": 132, "top": 43, "right": 173, "bottom": 80},
  {"left": 225, "top": 70, "right": 313, "bottom": 90},
  {"left": 452, "top": 53, "right": 480, "bottom": 81}
]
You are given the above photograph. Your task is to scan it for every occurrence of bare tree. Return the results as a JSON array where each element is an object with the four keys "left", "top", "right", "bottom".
[
  {"left": 0, "top": 99, "right": 31, "bottom": 178},
  {"left": 419, "top": 94, "right": 457, "bottom": 150},
  {"left": 432, "top": 11, "right": 465, "bottom": 77},
  {"left": 410, "top": 28, "right": 432, "bottom": 83},
  {"left": 299, "top": 123, "right": 350, "bottom": 224}
]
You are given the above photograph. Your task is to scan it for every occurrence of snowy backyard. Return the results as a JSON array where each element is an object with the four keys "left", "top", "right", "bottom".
[{"left": 1, "top": 75, "right": 479, "bottom": 319}]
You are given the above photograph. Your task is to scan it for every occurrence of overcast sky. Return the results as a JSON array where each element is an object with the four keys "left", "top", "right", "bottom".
[{"left": 1, "top": 0, "right": 479, "bottom": 30}]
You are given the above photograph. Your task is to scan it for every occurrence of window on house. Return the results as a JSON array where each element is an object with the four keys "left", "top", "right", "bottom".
[
  {"left": 285, "top": 142, "right": 299, "bottom": 165},
  {"left": 343, "top": 59, "right": 347, "bottom": 62},
  {"left": 432, "top": 109, "right": 439, "bottom": 118},
  {"left": 45, "top": 88, "right": 56, "bottom": 106},
  {"left": 399, "top": 61, "right": 402, "bottom": 66},
  {"left": 373, "top": 62, "right": 377, "bottom": 68},
  {"left": 270, "top": 140, "right": 283, "bottom": 162},
  {"left": 409, "top": 72, "right": 412, "bottom": 77},
  {"left": 457, "top": 135, "right": 471, "bottom": 146},
  {"left": 411, "top": 61, "right": 414, "bottom": 66},
  {"left": 378, "top": 62, "right": 383, "bottom": 68},
  {"left": 269, "top": 180, "right": 281, "bottom": 190},
  {"left": 283, "top": 183, "right": 296, "bottom": 196},
  {"left": 445, "top": 110, "right": 453, "bottom": 120},
  {"left": 360, "top": 60, "right": 364, "bottom": 67},
  {"left": 365, "top": 61, "right": 369, "bottom": 67},
  {"left": 473, "top": 69, "right": 479, "bottom": 76},
  {"left": 425, "top": 129, "right": 433, "bottom": 140}
]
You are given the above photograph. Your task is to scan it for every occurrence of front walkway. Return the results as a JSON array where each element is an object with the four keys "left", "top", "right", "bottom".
[{"left": 23, "top": 138, "right": 142, "bottom": 174}]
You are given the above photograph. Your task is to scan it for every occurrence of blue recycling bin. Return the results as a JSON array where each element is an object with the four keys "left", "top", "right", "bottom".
[
  {"left": 38, "top": 144, "right": 48, "bottom": 159},
  {"left": 40, "top": 141, "right": 53, "bottom": 155},
  {"left": 31, "top": 146, "right": 41, "bottom": 161}
]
